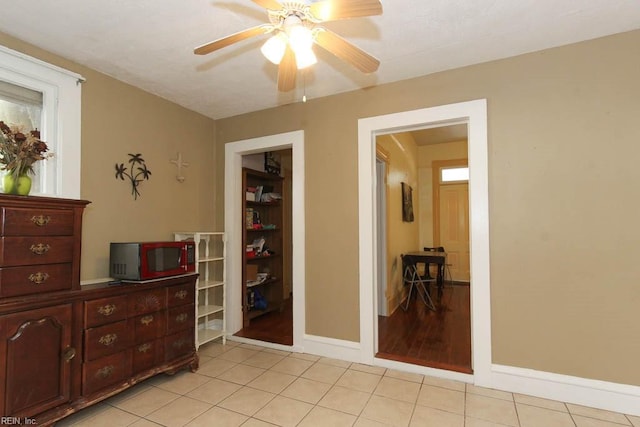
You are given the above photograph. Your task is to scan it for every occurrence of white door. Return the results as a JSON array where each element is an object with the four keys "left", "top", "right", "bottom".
[{"left": 439, "top": 183, "right": 470, "bottom": 282}]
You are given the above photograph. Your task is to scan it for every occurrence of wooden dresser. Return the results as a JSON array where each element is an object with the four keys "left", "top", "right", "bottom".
[
  {"left": 0, "top": 194, "right": 86, "bottom": 296},
  {"left": 0, "top": 195, "right": 198, "bottom": 426},
  {"left": 80, "top": 279, "right": 196, "bottom": 397}
]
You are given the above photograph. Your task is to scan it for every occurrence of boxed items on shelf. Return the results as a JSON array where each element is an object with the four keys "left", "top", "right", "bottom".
[
  {"left": 246, "top": 186, "right": 257, "bottom": 201},
  {"left": 247, "top": 272, "right": 269, "bottom": 288},
  {"left": 247, "top": 288, "right": 267, "bottom": 310},
  {"left": 252, "top": 237, "right": 266, "bottom": 254},
  {"left": 260, "top": 192, "right": 282, "bottom": 202},
  {"left": 247, "top": 264, "right": 258, "bottom": 281},
  {"left": 246, "top": 208, "right": 254, "bottom": 228}
]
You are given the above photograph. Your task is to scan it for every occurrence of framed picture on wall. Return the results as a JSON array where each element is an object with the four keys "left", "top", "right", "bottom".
[{"left": 402, "top": 182, "right": 414, "bottom": 222}]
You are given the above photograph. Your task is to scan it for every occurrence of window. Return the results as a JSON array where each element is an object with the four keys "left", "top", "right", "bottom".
[
  {"left": 0, "top": 81, "right": 45, "bottom": 193},
  {"left": 441, "top": 166, "right": 469, "bottom": 183},
  {"left": 0, "top": 45, "right": 83, "bottom": 198}
]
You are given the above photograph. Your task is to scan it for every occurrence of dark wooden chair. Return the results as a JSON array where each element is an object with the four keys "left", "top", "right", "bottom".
[
  {"left": 401, "top": 254, "right": 436, "bottom": 311},
  {"left": 423, "top": 246, "right": 445, "bottom": 280}
]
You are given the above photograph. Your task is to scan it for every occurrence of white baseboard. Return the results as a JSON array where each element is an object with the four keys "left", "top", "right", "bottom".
[
  {"left": 226, "top": 335, "right": 304, "bottom": 354},
  {"left": 295, "top": 336, "right": 640, "bottom": 417},
  {"left": 492, "top": 364, "right": 640, "bottom": 417},
  {"left": 302, "top": 334, "right": 363, "bottom": 363},
  {"left": 303, "top": 334, "right": 475, "bottom": 383},
  {"left": 208, "top": 328, "right": 640, "bottom": 417},
  {"left": 375, "top": 357, "right": 474, "bottom": 383}
]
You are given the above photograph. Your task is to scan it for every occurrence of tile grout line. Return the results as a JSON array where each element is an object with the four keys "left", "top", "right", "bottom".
[
  {"left": 463, "top": 385, "right": 467, "bottom": 427},
  {"left": 512, "top": 392, "right": 522, "bottom": 427},
  {"left": 212, "top": 347, "right": 366, "bottom": 425},
  {"left": 564, "top": 402, "right": 579, "bottom": 427}
]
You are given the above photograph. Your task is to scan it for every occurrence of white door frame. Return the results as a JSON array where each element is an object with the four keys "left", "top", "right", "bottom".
[
  {"left": 224, "top": 130, "right": 305, "bottom": 351},
  {"left": 358, "top": 100, "right": 492, "bottom": 385},
  {"left": 375, "top": 159, "right": 388, "bottom": 317}
]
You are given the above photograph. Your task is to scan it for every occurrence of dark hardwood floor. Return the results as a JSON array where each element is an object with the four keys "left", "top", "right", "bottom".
[
  {"left": 377, "top": 283, "right": 472, "bottom": 374},
  {"left": 232, "top": 285, "right": 471, "bottom": 374},
  {"left": 234, "top": 297, "right": 293, "bottom": 345}
]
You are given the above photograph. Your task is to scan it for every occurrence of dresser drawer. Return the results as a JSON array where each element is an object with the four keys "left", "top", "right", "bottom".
[
  {"left": 132, "top": 339, "right": 162, "bottom": 374},
  {"left": 167, "top": 304, "right": 194, "bottom": 334},
  {"left": 85, "top": 295, "right": 128, "bottom": 328},
  {"left": 1, "top": 207, "right": 75, "bottom": 236},
  {"left": 133, "top": 311, "right": 166, "bottom": 343},
  {"left": 82, "top": 351, "right": 130, "bottom": 396},
  {"left": 0, "top": 263, "right": 72, "bottom": 297},
  {"left": 129, "top": 288, "right": 166, "bottom": 316},
  {"left": 164, "top": 329, "right": 194, "bottom": 362},
  {"left": 0, "top": 236, "right": 74, "bottom": 266},
  {"left": 84, "top": 320, "right": 131, "bottom": 361},
  {"left": 167, "top": 282, "right": 195, "bottom": 307}
]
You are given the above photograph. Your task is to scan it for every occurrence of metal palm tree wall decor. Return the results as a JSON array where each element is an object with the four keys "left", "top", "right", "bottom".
[{"left": 114, "top": 153, "right": 151, "bottom": 200}]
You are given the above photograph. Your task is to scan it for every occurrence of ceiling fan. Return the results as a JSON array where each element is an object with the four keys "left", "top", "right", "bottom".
[{"left": 194, "top": 0, "right": 383, "bottom": 92}]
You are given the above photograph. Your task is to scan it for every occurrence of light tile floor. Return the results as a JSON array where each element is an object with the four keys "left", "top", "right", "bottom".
[{"left": 57, "top": 340, "right": 640, "bottom": 427}]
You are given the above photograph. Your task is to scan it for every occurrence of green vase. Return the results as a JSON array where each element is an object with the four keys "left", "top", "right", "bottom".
[{"left": 2, "top": 173, "right": 32, "bottom": 196}]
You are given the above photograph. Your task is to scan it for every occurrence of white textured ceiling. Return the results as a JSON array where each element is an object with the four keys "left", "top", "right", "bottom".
[{"left": 0, "top": 0, "right": 638, "bottom": 119}]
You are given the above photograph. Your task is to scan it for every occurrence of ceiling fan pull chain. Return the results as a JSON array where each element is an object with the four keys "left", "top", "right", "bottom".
[{"left": 303, "top": 71, "right": 307, "bottom": 103}]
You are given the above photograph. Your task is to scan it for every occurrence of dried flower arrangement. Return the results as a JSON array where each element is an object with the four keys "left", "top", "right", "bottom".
[{"left": 0, "top": 120, "right": 51, "bottom": 180}]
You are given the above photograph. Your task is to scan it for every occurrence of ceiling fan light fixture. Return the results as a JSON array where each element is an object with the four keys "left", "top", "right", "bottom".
[
  {"left": 261, "top": 32, "right": 287, "bottom": 64},
  {"left": 288, "top": 23, "right": 314, "bottom": 54},
  {"left": 286, "top": 20, "right": 316, "bottom": 69},
  {"left": 194, "top": 0, "right": 383, "bottom": 91},
  {"left": 295, "top": 46, "right": 317, "bottom": 69}
]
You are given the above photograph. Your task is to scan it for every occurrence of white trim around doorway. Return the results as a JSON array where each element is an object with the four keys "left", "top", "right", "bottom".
[
  {"left": 357, "top": 99, "right": 492, "bottom": 385},
  {"left": 224, "top": 130, "right": 305, "bottom": 352}
]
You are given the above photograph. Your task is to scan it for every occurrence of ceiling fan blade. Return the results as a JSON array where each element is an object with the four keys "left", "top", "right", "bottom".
[
  {"left": 194, "top": 26, "right": 268, "bottom": 55},
  {"left": 251, "top": 0, "right": 282, "bottom": 10},
  {"left": 315, "top": 29, "right": 380, "bottom": 73},
  {"left": 277, "top": 46, "right": 297, "bottom": 92},
  {"left": 310, "top": 0, "right": 382, "bottom": 21}
]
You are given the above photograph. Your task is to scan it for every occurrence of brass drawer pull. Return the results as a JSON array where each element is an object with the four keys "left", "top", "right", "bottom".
[
  {"left": 28, "top": 272, "right": 49, "bottom": 284},
  {"left": 62, "top": 347, "right": 76, "bottom": 363},
  {"left": 99, "top": 333, "right": 118, "bottom": 346},
  {"left": 98, "top": 304, "right": 116, "bottom": 316},
  {"left": 95, "top": 365, "right": 114, "bottom": 379},
  {"left": 175, "top": 313, "right": 188, "bottom": 323},
  {"left": 140, "top": 315, "right": 154, "bottom": 325},
  {"left": 138, "top": 343, "right": 152, "bottom": 353},
  {"left": 174, "top": 290, "right": 188, "bottom": 300},
  {"left": 30, "top": 243, "right": 51, "bottom": 255},
  {"left": 31, "top": 215, "right": 51, "bottom": 227}
]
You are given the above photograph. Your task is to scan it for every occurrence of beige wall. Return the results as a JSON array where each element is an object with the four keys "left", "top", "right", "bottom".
[
  {"left": 216, "top": 30, "right": 640, "bottom": 386},
  {"left": 0, "top": 32, "right": 217, "bottom": 280},
  {"left": 4, "top": 27, "right": 640, "bottom": 386},
  {"left": 376, "top": 134, "right": 419, "bottom": 313},
  {"left": 417, "top": 140, "right": 468, "bottom": 249}
]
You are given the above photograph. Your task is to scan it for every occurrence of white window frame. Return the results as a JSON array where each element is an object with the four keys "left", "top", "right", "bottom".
[{"left": 0, "top": 45, "right": 83, "bottom": 198}]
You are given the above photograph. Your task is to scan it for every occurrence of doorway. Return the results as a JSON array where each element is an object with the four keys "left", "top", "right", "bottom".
[
  {"left": 224, "top": 130, "right": 305, "bottom": 351},
  {"left": 375, "top": 129, "right": 471, "bottom": 373},
  {"left": 357, "top": 100, "right": 492, "bottom": 385},
  {"left": 233, "top": 149, "right": 293, "bottom": 345}
]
